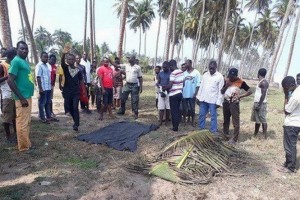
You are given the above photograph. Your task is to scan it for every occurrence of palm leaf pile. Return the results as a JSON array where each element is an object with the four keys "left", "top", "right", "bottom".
[{"left": 126, "top": 130, "right": 239, "bottom": 184}]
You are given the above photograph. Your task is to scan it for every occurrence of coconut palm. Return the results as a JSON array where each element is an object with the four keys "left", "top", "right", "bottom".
[
  {"left": 53, "top": 29, "right": 72, "bottom": 51},
  {"left": 0, "top": 0, "right": 13, "bottom": 48},
  {"left": 268, "top": 0, "right": 295, "bottom": 81},
  {"left": 90, "top": 0, "right": 95, "bottom": 60},
  {"left": 128, "top": 0, "right": 155, "bottom": 56},
  {"left": 18, "top": 0, "right": 39, "bottom": 64},
  {"left": 34, "top": 26, "right": 54, "bottom": 53},
  {"left": 83, "top": 0, "right": 88, "bottom": 52},
  {"left": 284, "top": 6, "right": 300, "bottom": 76}
]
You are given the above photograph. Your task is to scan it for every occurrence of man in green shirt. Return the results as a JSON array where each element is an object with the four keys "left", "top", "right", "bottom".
[{"left": 7, "top": 41, "right": 34, "bottom": 152}]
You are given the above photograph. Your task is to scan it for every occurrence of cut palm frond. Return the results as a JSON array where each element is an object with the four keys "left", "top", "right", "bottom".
[{"left": 125, "top": 130, "right": 240, "bottom": 185}]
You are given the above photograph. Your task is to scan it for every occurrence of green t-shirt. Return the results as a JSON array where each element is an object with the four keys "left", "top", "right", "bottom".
[{"left": 9, "top": 55, "right": 34, "bottom": 100}]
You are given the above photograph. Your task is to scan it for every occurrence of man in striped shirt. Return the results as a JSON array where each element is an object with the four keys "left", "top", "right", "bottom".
[{"left": 163, "top": 60, "right": 184, "bottom": 132}]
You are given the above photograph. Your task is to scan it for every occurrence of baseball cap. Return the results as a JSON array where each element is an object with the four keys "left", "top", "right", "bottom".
[{"left": 228, "top": 68, "right": 238, "bottom": 77}]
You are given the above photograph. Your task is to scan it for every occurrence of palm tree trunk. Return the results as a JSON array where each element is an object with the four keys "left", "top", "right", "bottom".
[
  {"left": 83, "top": 0, "right": 88, "bottom": 52},
  {"left": 93, "top": 0, "right": 96, "bottom": 53},
  {"left": 144, "top": 31, "right": 147, "bottom": 57},
  {"left": 164, "top": 0, "right": 177, "bottom": 61},
  {"left": 18, "top": 0, "right": 26, "bottom": 42},
  {"left": 218, "top": 0, "right": 230, "bottom": 69},
  {"left": 124, "top": 28, "right": 126, "bottom": 54},
  {"left": 154, "top": 14, "right": 162, "bottom": 67},
  {"left": 240, "top": 12, "right": 257, "bottom": 78},
  {"left": 0, "top": 0, "right": 13, "bottom": 48},
  {"left": 170, "top": 0, "right": 178, "bottom": 60},
  {"left": 268, "top": 0, "right": 294, "bottom": 82},
  {"left": 193, "top": 0, "right": 206, "bottom": 67},
  {"left": 31, "top": 0, "right": 36, "bottom": 32},
  {"left": 139, "top": 27, "right": 142, "bottom": 56},
  {"left": 118, "top": 0, "right": 129, "bottom": 58},
  {"left": 0, "top": 39, "right": 3, "bottom": 48},
  {"left": 284, "top": 7, "right": 300, "bottom": 77},
  {"left": 19, "top": 0, "right": 38, "bottom": 64},
  {"left": 89, "top": 0, "right": 94, "bottom": 60}
]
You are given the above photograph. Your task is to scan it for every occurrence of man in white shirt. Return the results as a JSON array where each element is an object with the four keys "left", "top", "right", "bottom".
[
  {"left": 197, "top": 60, "right": 224, "bottom": 134},
  {"left": 80, "top": 52, "right": 91, "bottom": 111},
  {"left": 279, "top": 76, "right": 300, "bottom": 173}
]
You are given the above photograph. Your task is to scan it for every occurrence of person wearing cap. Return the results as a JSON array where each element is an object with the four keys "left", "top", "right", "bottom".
[
  {"left": 182, "top": 59, "right": 201, "bottom": 126},
  {"left": 251, "top": 68, "right": 269, "bottom": 139},
  {"left": 279, "top": 76, "right": 300, "bottom": 173},
  {"left": 196, "top": 60, "right": 224, "bottom": 134},
  {"left": 112, "top": 56, "right": 143, "bottom": 120},
  {"left": 221, "top": 67, "right": 252, "bottom": 144},
  {"left": 8, "top": 41, "right": 35, "bottom": 151},
  {"left": 0, "top": 48, "right": 17, "bottom": 143}
]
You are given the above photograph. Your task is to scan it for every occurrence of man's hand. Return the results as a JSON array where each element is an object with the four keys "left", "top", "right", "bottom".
[
  {"left": 63, "top": 43, "right": 72, "bottom": 53},
  {"left": 254, "top": 103, "right": 261, "bottom": 111},
  {"left": 20, "top": 98, "right": 29, "bottom": 107},
  {"left": 140, "top": 87, "right": 143, "bottom": 94},
  {"left": 216, "top": 104, "right": 221, "bottom": 109},
  {"left": 102, "top": 88, "right": 106, "bottom": 95},
  {"left": 39, "top": 89, "right": 44, "bottom": 94}
]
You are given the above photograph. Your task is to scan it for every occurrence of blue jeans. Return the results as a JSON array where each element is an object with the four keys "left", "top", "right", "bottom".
[
  {"left": 199, "top": 102, "right": 217, "bottom": 133},
  {"left": 39, "top": 90, "right": 51, "bottom": 120}
]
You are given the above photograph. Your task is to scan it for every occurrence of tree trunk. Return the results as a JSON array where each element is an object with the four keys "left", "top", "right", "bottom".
[
  {"left": 170, "top": 0, "right": 178, "bottom": 60},
  {"left": 163, "top": 18, "right": 169, "bottom": 59},
  {"left": 93, "top": 0, "right": 96, "bottom": 54},
  {"left": 164, "top": 0, "right": 177, "bottom": 61},
  {"left": 18, "top": 0, "right": 26, "bottom": 42},
  {"left": 154, "top": 14, "right": 162, "bottom": 67},
  {"left": 218, "top": 0, "right": 230, "bottom": 69},
  {"left": 117, "top": 0, "right": 129, "bottom": 58},
  {"left": 0, "top": 0, "right": 13, "bottom": 48},
  {"left": 0, "top": 38, "right": 3, "bottom": 48},
  {"left": 268, "top": 0, "right": 294, "bottom": 82},
  {"left": 89, "top": 0, "right": 94, "bottom": 60},
  {"left": 31, "top": 0, "right": 36, "bottom": 32},
  {"left": 19, "top": 0, "right": 38, "bottom": 64},
  {"left": 144, "top": 31, "right": 147, "bottom": 57},
  {"left": 83, "top": 0, "right": 88, "bottom": 52},
  {"left": 284, "top": 7, "right": 300, "bottom": 77},
  {"left": 139, "top": 27, "right": 141, "bottom": 56}
]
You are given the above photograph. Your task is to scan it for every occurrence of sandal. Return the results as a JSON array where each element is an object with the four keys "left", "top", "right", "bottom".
[{"left": 40, "top": 119, "right": 50, "bottom": 124}]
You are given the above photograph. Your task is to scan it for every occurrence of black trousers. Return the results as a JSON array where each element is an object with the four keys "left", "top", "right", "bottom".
[
  {"left": 65, "top": 95, "right": 80, "bottom": 127},
  {"left": 223, "top": 101, "right": 240, "bottom": 141},
  {"left": 169, "top": 93, "right": 182, "bottom": 131},
  {"left": 283, "top": 126, "right": 300, "bottom": 171}
]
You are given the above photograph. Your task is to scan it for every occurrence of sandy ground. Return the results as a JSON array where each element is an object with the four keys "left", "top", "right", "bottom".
[{"left": 1, "top": 78, "right": 300, "bottom": 200}]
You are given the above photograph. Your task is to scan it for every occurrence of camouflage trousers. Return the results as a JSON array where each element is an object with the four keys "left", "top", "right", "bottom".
[{"left": 120, "top": 83, "right": 140, "bottom": 115}]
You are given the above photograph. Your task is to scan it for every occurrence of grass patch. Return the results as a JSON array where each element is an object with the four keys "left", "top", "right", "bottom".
[
  {"left": 0, "top": 184, "right": 30, "bottom": 200},
  {"left": 63, "top": 157, "right": 98, "bottom": 170}
]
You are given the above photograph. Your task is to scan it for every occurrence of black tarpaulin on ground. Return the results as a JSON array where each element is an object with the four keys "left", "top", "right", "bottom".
[{"left": 77, "top": 121, "right": 159, "bottom": 152}]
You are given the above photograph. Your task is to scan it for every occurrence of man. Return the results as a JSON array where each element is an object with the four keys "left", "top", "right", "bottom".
[
  {"left": 36, "top": 52, "right": 53, "bottom": 123},
  {"left": 0, "top": 48, "right": 17, "bottom": 143},
  {"left": 164, "top": 60, "right": 184, "bottom": 132},
  {"left": 7, "top": 41, "right": 35, "bottom": 152},
  {"left": 221, "top": 68, "right": 252, "bottom": 144},
  {"left": 182, "top": 59, "right": 201, "bottom": 126},
  {"left": 157, "top": 61, "right": 171, "bottom": 126},
  {"left": 98, "top": 57, "right": 114, "bottom": 120},
  {"left": 61, "top": 45, "right": 83, "bottom": 131},
  {"left": 90, "top": 59, "right": 97, "bottom": 107},
  {"left": 48, "top": 54, "right": 57, "bottom": 117},
  {"left": 197, "top": 60, "right": 224, "bottom": 134},
  {"left": 251, "top": 68, "right": 269, "bottom": 138},
  {"left": 296, "top": 73, "right": 300, "bottom": 86},
  {"left": 279, "top": 76, "right": 300, "bottom": 173},
  {"left": 57, "top": 63, "right": 69, "bottom": 115},
  {"left": 80, "top": 52, "right": 91, "bottom": 111},
  {"left": 115, "top": 56, "right": 143, "bottom": 120},
  {"left": 76, "top": 55, "right": 90, "bottom": 114},
  {"left": 113, "top": 58, "right": 123, "bottom": 109},
  {"left": 154, "top": 66, "right": 161, "bottom": 109}
]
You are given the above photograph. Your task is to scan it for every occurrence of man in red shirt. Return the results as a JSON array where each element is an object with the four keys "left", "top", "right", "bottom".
[{"left": 98, "top": 57, "right": 114, "bottom": 120}]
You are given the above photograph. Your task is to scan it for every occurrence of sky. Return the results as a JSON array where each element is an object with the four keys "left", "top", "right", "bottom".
[{"left": 1, "top": 0, "right": 299, "bottom": 83}]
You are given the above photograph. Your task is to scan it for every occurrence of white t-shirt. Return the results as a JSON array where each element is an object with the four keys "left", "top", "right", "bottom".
[
  {"left": 284, "top": 86, "right": 300, "bottom": 127},
  {"left": 120, "top": 63, "right": 142, "bottom": 83},
  {"left": 80, "top": 58, "right": 91, "bottom": 83}
]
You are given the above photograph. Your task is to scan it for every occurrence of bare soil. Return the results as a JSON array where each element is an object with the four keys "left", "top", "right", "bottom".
[{"left": 1, "top": 77, "right": 300, "bottom": 200}]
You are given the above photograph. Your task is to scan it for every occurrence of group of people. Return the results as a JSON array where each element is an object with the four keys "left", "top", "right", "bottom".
[{"left": 1, "top": 41, "right": 300, "bottom": 174}]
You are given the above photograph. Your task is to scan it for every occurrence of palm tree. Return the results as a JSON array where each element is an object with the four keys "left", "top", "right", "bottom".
[
  {"left": 128, "top": 0, "right": 155, "bottom": 56},
  {"left": 83, "top": 0, "right": 88, "bottom": 52},
  {"left": 53, "top": 29, "right": 72, "bottom": 51},
  {"left": 34, "top": 26, "right": 54, "bottom": 53},
  {"left": 268, "top": 0, "right": 295, "bottom": 81},
  {"left": 284, "top": 6, "right": 300, "bottom": 76},
  {"left": 164, "top": 0, "right": 178, "bottom": 60},
  {"left": 114, "top": 0, "right": 135, "bottom": 58},
  {"left": 89, "top": 0, "right": 94, "bottom": 60},
  {"left": 18, "top": 0, "right": 26, "bottom": 42},
  {"left": 31, "top": 0, "right": 36, "bottom": 31},
  {"left": 19, "top": 0, "right": 38, "bottom": 64},
  {"left": 0, "top": 0, "right": 13, "bottom": 48}
]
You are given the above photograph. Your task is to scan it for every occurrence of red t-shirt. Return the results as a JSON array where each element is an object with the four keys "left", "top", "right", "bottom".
[
  {"left": 50, "top": 64, "right": 57, "bottom": 86},
  {"left": 98, "top": 66, "right": 114, "bottom": 88}
]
